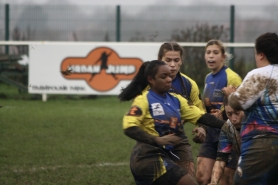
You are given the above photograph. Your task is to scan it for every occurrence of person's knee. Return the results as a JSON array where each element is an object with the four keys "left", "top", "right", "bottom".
[
  {"left": 195, "top": 157, "right": 214, "bottom": 185},
  {"left": 176, "top": 161, "right": 195, "bottom": 178},
  {"left": 195, "top": 170, "right": 210, "bottom": 185}
]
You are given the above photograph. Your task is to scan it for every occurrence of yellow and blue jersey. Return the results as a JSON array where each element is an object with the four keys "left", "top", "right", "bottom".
[
  {"left": 123, "top": 89, "right": 205, "bottom": 150},
  {"left": 169, "top": 72, "right": 205, "bottom": 111},
  {"left": 199, "top": 66, "right": 242, "bottom": 150},
  {"left": 203, "top": 66, "right": 242, "bottom": 113}
]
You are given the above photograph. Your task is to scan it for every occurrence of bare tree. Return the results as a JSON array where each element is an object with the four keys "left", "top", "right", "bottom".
[{"left": 12, "top": 25, "right": 36, "bottom": 56}]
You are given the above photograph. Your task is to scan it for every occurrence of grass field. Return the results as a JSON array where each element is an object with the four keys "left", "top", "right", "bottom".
[{"left": 0, "top": 83, "right": 201, "bottom": 185}]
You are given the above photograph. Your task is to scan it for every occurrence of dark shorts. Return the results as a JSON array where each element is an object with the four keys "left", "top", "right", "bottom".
[
  {"left": 198, "top": 126, "right": 238, "bottom": 169},
  {"left": 233, "top": 135, "right": 278, "bottom": 185},
  {"left": 171, "top": 137, "right": 194, "bottom": 163},
  {"left": 130, "top": 142, "right": 188, "bottom": 185},
  {"left": 152, "top": 165, "right": 187, "bottom": 185}
]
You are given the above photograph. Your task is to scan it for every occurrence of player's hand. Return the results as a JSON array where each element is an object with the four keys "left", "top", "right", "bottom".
[
  {"left": 192, "top": 127, "right": 206, "bottom": 143},
  {"left": 211, "top": 109, "right": 223, "bottom": 120},
  {"left": 222, "top": 85, "right": 237, "bottom": 96},
  {"left": 154, "top": 134, "right": 182, "bottom": 146}
]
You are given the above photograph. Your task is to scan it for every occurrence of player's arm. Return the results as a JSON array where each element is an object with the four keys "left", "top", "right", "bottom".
[
  {"left": 227, "top": 71, "right": 265, "bottom": 110},
  {"left": 123, "top": 95, "right": 156, "bottom": 145},
  {"left": 209, "top": 122, "right": 231, "bottom": 185},
  {"left": 189, "top": 79, "right": 206, "bottom": 111},
  {"left": 226, "top": 68, "right": 242, "bottom": 90},
  {"left": 176, "top": 94, "right": 225, "bottom": 128},
  {"left": 189, "top": 80, "right": 209, "bottom": 136},
  {"left": 125, "top": 126, "right": 183, "bottom": 146},
  {"left": 192, "top": 126, "right": 206, "bottom": 143},
  {"left": 124, "top": 126, "right": 157, "bottom": 145},
  {"left": 227, "top": 70, "right": 242, "bottom": 88},
  {"left": 183, "top": 78, "right": 207, "bottom": 142},
  {"left": 197, "top": 113, "right": 225, "bottom": 128},
  {"left": 209, "top": 160, "right": 226, "bottom": 185}
]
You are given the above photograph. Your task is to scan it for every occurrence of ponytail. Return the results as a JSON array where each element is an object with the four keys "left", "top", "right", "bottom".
[
  {"left": 118, "top": 60, "right": 166, "bottom": 101},
  {"left": 118, "top": 62, "right": 150, "bottom": 101}
]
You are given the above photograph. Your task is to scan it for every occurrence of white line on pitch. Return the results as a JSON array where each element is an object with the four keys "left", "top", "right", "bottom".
[{"left": 12, "top": 162, "right": 129, "bottom": 173}]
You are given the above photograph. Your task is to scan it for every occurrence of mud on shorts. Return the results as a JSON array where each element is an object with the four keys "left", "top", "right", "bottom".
[
  {"left": 170, "top": 137, "right": 195, "bottom": 177},
  {"left": 198, "top": 126, "right": 238, "bottom": 169},
  {"left": 170, "top": 137, "right": 194, "bottom": 163},
  {"left": 233, "top": 135, "right": 278, "bottom": 185},
  {"left": 130, "top": 142, "right": 189, "bottom": 185}
]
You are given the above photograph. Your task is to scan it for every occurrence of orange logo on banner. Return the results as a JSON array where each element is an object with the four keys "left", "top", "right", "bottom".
[{"left": 61, "top": 47, "right": 143, "bottom": 91}]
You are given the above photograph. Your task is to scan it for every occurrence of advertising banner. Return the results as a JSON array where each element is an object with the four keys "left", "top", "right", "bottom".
[{"left": 29, "top": 42, "right": 160, "bottom": 95}]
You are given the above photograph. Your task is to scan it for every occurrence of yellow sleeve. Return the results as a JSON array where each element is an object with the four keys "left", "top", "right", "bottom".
[
  {"left": 226, "top": 68, "right": 242, "bottom": 87},
  {"left": 181, "top": 73, "right": 206, "bottom": 112},
  {"left": 188, "top": 78, "right": 206, "bottom": 112},
  {"left": 173, "top": 93, "right": 206, "bottom": 124},
  {"left": 122, "top": 95, "right": 147, "bottom": 129},
  {"left": 218, "top": 68, "right": 242, "bottom": 112}
]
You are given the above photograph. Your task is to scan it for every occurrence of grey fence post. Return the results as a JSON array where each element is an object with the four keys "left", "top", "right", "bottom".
[
  {"left": 5, "top": 4, "right": 9, "bottom": 54},
  {"left": 230, "top": 5, "right": 235, "bottom": 70},
  {"left": 116, "top": 5, "right": 121, "bottom": 42}
]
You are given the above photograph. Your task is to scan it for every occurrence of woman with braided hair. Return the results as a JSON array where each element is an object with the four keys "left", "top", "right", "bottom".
[{"left": 119, "top": 60, "right": 225, "bottom": 185}]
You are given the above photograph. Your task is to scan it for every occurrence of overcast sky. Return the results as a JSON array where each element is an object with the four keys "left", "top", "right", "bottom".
[{"left": 1, "top": 0, "right": 278, "bottom": 6}]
